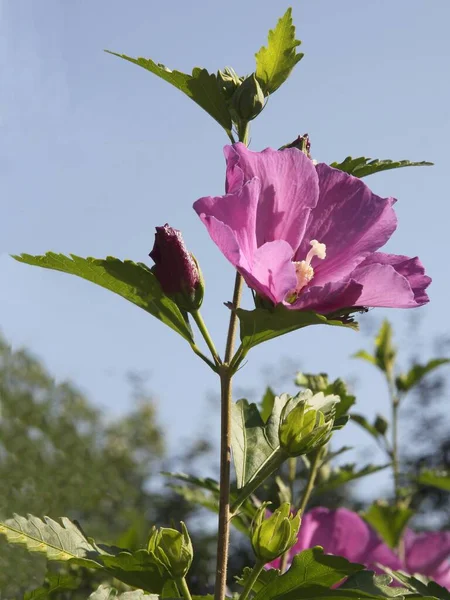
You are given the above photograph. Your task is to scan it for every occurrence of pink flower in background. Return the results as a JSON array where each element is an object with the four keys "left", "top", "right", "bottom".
[
  {"left": 404, "top": 529, "right": 450, "bottom": 589},
  {"left": 268, "top": 507, "right": 450, "bottom": 589},
  {"left": 194, "top": 144, "right": 430, "bottom": 314}
]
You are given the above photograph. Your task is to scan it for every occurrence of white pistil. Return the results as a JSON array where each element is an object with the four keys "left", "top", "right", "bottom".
[
  {"left": 306, "top": 239, "right": 326, "bottom": 263},
  {"left": 292, "top": 239, "right": 327, "bottom": 297}
]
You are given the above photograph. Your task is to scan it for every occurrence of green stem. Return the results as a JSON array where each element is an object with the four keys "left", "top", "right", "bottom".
[
  {"left": 215, "top": 120, "right": 249, "bottom": 600},
  {"left": 230, "top": 448, "right": 288, "bottom": 516},
  {"left": 214, "top": 272, "right": 244, "bottom": 600},
  {"left": 391, "top": 389, "right": 401, "bottom": 502},
  {"left": 229, "top": 342, "right": 246, "bottom": 374},
  {"left": 279, "top": 458, "right": 298, "bottom": 574},
  {"left": 192, "top": 310, "right": 222, "bottom": 366},
  {"left": 177, "top": 576, "right": 194, "bottom": 600},
  {"left": 227, "top": 130, "right": 237, "bottom": 144},
  {"left": 288, "top": 457, "right": 297, "bottom": 503},
  {"left": 237, "top": 120, "right": 250, "bottom": 146},
  {"left": 239, "top": 561, "right": 265, "bottom": 600},
  {"left": 279, "top": 451, "right": 321, "bottom": 573},
  {"left": 225, "top": 274, "right": 244, "bottom": 361},
  {"left": 298, "top": 450, "right": 322, "bottom": 515},
  {"left": 190, "top": 342, "right": 218, "bottom": 371}
]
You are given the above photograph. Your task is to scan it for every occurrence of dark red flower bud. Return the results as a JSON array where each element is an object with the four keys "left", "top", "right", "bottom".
[
  {"left": 281, "top": 133, "right": 311, "bottom": 158},
  {"left": 149, "top": 224, "right": 204, "bottom": 312}
]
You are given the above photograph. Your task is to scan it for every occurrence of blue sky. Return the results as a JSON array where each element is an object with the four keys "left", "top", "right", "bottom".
[{"left": 1, "top": 0, "right": 449, "bottom": 496}]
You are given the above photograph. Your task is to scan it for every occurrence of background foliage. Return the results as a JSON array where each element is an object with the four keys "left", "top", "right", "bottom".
[{"left": 1, "top": 321, "right": 448, "bottom": 597}]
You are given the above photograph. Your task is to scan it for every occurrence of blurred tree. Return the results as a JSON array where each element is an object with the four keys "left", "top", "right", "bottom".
[
  {"left": 403, "top": 332, "right": 450, "bottom": 527},
  {"left": 0, "top": 333, "right": 215, "bottom": 597}
]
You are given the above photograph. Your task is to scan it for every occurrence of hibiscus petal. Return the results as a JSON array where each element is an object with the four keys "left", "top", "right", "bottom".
[
  {"left": 224, "top": 143, "right": 319, "bottom": 250},
  {"left": 267, "top": 507, "right": 402, "bottom": 574},
  {"left": 296, "top": 164, "right": 397, "bottom": 285},
  {"left": 349, "top": 254, "right": 430, "bottom": 308},
  {"left": 358, "top": 253, "right": 431, "bottom": 306},
  {"left": 193, "top": 178, "right": 260, "bottom": 271},
  {"left": 404, "top": 530, "right": 450, "bottom": 575},
  {"left": 292, "top": 507, "right": 378, "bottom": 564},
  {"left": 366, "top": 542, "right": 402, "bottom": 571},
  {"left": 431, "top": 562, "right": 450, "bottom": 590},
  {"left": 243, "top": 240, "right": 296, "bottom": 305},
  {"left": 289, "top": 279, "right": 363, "bottom": 313}
]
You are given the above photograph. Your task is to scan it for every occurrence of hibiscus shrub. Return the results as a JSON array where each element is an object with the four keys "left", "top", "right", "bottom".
[{"left": 3, "top": 7, "right": 449, "bottom": 600}]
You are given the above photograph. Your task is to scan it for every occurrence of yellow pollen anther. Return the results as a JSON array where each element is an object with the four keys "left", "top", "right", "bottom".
[{"left": 290, "top": 239, "right": 327, "bottom": 300}]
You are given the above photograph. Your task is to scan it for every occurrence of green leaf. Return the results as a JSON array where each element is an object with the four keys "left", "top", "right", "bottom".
[
  {"left": 231, "top": 391, "right": 341, "bottom": 506},
  {"left": 340, "top": 571, "right": 406, "bottom": 597},
  {"left": 162, "top": 472, "right": 221, "bottom": 495},
  {"left": 252, "top": 547, "right": 364, "bottom": 600},
  {"left": 375, "top": 320, "right": 396, "bottom": 378},
  {"left": 417, "top": 469, "right": 450, "bottom": 492},
  {"left": 168, "top": 484, "right": 218, "bottom": 513},
  {"left": 236, "top": 566, "right": 279, "bottom": 593},
  {"left": 13, "top": 253, "right": 194, "bottom": 343},
  {"left": 381, "top": 568, "right": 450, "bottom": 600},
  {"left": 351, "top": 414, "right": 384, "bottom": 440},
  {"left": 162, "top": 472, "right": 255, "bottom": 534},
  {"left": 237, "top": 305, "right": 357, "bottom": 354},
  {"left": 326, "top": 379, "right": 356, "bottom": 421},
  {"left": 0, "top": 514, "right": 102, "bottom": 568},
  {"left": 231, "top": 398, "right": 276, "bottom": 489},
  {"left": 295, "top": 372, "right": 330, "bottom": 393},
  {"left": 260, "top": 387, "right": 276, "bottom": 422},
  {"left": 255, "top": 8, "right": 303, "bottom": 95},
  {"left": 276, "top": 475, "right": 292, "bottom": 505},
  {"left": 353, "top": 321, "right": 397, "bottom": 379},
  {"left": 330, "top": 156, "right": 433, "bottom": 178},
  {"left": 266, "top": 589, "right": 404, "bottom": 600},
  {"left": 100, "top": 549, "right": 167, "bottom": 592},
  {"left": 363, "top": 503, "right": 414, "bottom": 549},
  {"left": 89, "top": 585, "right": 159, "bottom": 600},
  {"left": 106, "top": 52, "right": 232, "bottom": 135},
  {"left": 395, "top": 359, "right": 450, "bottom": 392},
  {"left": 296, "top": 375, "right": 356, "bottom": 422},
  {"left": 353, "top": 350, "right": 377, "bottom": 366},
  {"left": 314, "top": 464, "right": 390, "bottom": 494},
  {"left": 324, "top": 446, "right": 353, "bottom": 462},
  {"left": 24, "top": 573, "right": 79, "bottom": 600}
]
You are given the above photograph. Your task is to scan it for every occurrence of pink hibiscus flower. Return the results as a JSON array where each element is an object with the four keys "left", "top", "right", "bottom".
[
  {"left": 194, "top": 144, "right": 430, "bottom": 314},
  {"left": 268, "top": 507, "right": 450, "bottom": 589}
]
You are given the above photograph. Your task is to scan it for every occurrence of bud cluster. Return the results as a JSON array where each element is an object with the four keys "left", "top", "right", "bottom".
[
  {"left": 251, "top": 503, "right": 301, "bottom": 563},
  {"left": 217, "top": 68, "right": 266, "bottom": 123},
  {"left": 147, "top": 522, "right": 193, "bottom": 579},
  {"left": 278, "top": 392, "right": 339, "bottom": 456}
]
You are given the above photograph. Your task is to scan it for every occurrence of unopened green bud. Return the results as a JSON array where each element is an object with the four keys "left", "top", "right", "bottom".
[
  {"left": 217, "top": 66, "right": 243, "bottom": 101},
  {"left": 251, "top": 502, "right": 300, "bottom": 563},
  {"left": 295, "top": 372, "right": 329, "bottom": 393},
  {"left": 374, "top": 414, "right": 388, "bottom": 436},
  {"left": 231, "top": 73, "right": 265, "bottom": 122},
  {"left": 147, "top": 522, "right": 193, "bottom": 578},
  {"left": 279, "top": 393, "right": 339, "bottom": 456}
]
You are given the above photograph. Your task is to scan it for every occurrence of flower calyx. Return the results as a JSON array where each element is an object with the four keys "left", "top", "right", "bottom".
[
  {"left": 251, "top": 502, "right": 301, "bottom": 563},
  {"left": 147, "top": 521, "right": 193, "bottom": 579}
]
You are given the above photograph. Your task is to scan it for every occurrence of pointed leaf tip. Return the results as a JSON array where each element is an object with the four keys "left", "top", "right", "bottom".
[
  {"left": 331, "top": 156, "right": 433, "bottom": 178},
  {"left": 105, "top": 51, "right": 232, "bottom": 134},
  {"left": 12, "top": 252, "right": 194, "bottom": 343},
  {"left": 255, "top": 7, "right": 303, "bottom": 95}
]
